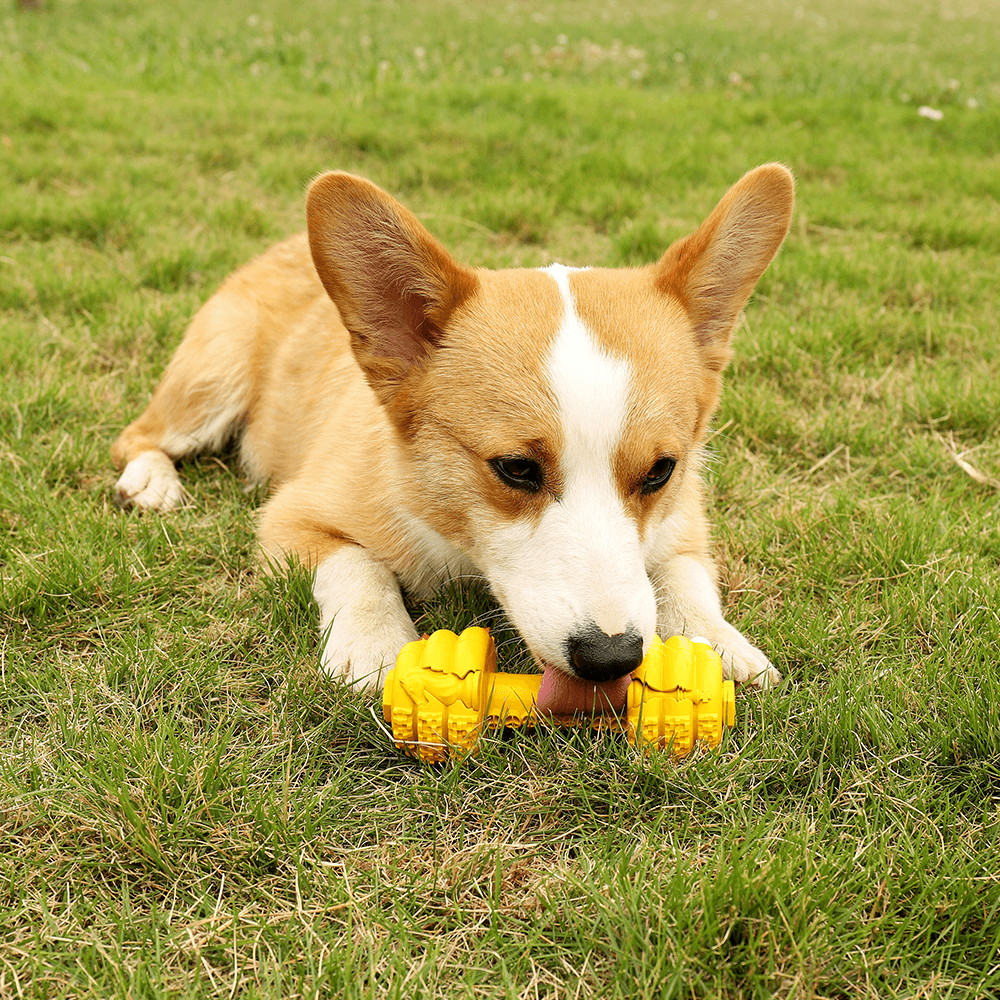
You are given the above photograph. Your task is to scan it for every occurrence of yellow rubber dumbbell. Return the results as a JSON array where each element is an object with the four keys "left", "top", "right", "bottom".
[{"left": 382, "top": 627, "right": 735, "bottom": 763}]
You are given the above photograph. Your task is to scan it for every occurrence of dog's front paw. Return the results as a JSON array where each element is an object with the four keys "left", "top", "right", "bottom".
[
  {"left": 312, "top": 545, "right": 419, "bottom": 692},
  {"left": 320, "top": 605, "right": 418, "bottom": 692},
  {"left": 712, "top": 632, "right": 781, "bottom": 689},
  {"left": 115, "top": 451, "right": 185, "bottom": 511}
]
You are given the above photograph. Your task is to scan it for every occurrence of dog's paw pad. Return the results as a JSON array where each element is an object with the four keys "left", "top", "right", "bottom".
[{"left": 115, "top": 451, "right": 185, "bottom": 511}]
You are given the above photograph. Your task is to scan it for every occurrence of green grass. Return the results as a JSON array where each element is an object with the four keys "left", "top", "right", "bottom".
[{"left": 2, "top": 0, "right": 1000, "bottom": 996}]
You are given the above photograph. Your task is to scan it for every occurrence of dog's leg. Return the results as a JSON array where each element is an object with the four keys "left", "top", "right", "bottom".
[
  {"left": 654, "top": 554, "right": 780, "bottom": 688},
  {"left": 112, "top": 293, "right": 259, "bottom": 510},
  {"left": 258, "top": 498, "right": 417, "bottom": 690},
  {"left": 312, "top": 545, "right": 418, "bottom": 690}
]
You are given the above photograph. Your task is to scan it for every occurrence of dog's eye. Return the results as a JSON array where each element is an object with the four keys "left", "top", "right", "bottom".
[
  {"left": 641, "top": 457, "right": 676, "bottom": 495},
  {"left": 489, "top": 456, "right": 543, "bottom": 493}
]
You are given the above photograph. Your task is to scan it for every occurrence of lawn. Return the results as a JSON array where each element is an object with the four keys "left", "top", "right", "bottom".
[{"left": 2, "top": 0, "right": 1000, "bottom": 996}]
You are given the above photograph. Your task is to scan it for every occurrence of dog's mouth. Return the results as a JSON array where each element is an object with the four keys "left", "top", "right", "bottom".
[{"left": 536, "top": 664, "right": 632, "bottom": 716}]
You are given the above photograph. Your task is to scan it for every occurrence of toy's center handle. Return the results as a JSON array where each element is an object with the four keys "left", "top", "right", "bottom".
[{"left": 483, "top": 673, "right": 540, "bottom": 727}]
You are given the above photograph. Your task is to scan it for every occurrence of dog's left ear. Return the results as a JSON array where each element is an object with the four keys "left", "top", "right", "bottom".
[
  {"left": 307, "top": 171, "right": 478, "bottom": 407},
  {"left": 655, "top": 163, "right": 794, "bottom": 372}
]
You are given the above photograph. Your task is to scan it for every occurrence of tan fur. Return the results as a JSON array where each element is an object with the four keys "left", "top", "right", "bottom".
[{"left": 112, "top": 165, "right": 794, "bottom": 689}]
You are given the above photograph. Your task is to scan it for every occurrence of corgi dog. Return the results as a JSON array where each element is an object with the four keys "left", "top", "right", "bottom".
[{"left": 112, "top": 164, "right": 794, "bottom": 713}]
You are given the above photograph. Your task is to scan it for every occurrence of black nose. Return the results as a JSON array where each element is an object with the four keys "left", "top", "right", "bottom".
[{"left": 565, "top": 626, "right": 643, "bottom": 683}]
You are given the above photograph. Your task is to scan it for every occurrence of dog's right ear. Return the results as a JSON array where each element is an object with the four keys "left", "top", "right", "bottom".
[{"left": 307, "top": 171, "right": 478, "bottom": 409}]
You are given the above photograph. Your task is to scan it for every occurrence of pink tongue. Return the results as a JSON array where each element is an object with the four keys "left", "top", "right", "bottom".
[{"left": 536, "top": 667, "right": 632, "bottom": 715}]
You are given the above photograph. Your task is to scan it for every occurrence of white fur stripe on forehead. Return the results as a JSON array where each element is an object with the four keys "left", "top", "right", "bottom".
[{"left": 541, "top": 264, "right": 633, "bottom": 478}]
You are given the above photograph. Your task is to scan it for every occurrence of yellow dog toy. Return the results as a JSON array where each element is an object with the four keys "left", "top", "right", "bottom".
[{"left": 382, "top": 627, "right": 735, "bottom": 762}]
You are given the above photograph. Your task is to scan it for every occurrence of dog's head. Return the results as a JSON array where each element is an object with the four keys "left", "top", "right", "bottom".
[{"left": 307, "top": 167, "right": 793, "bottom": 707}]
